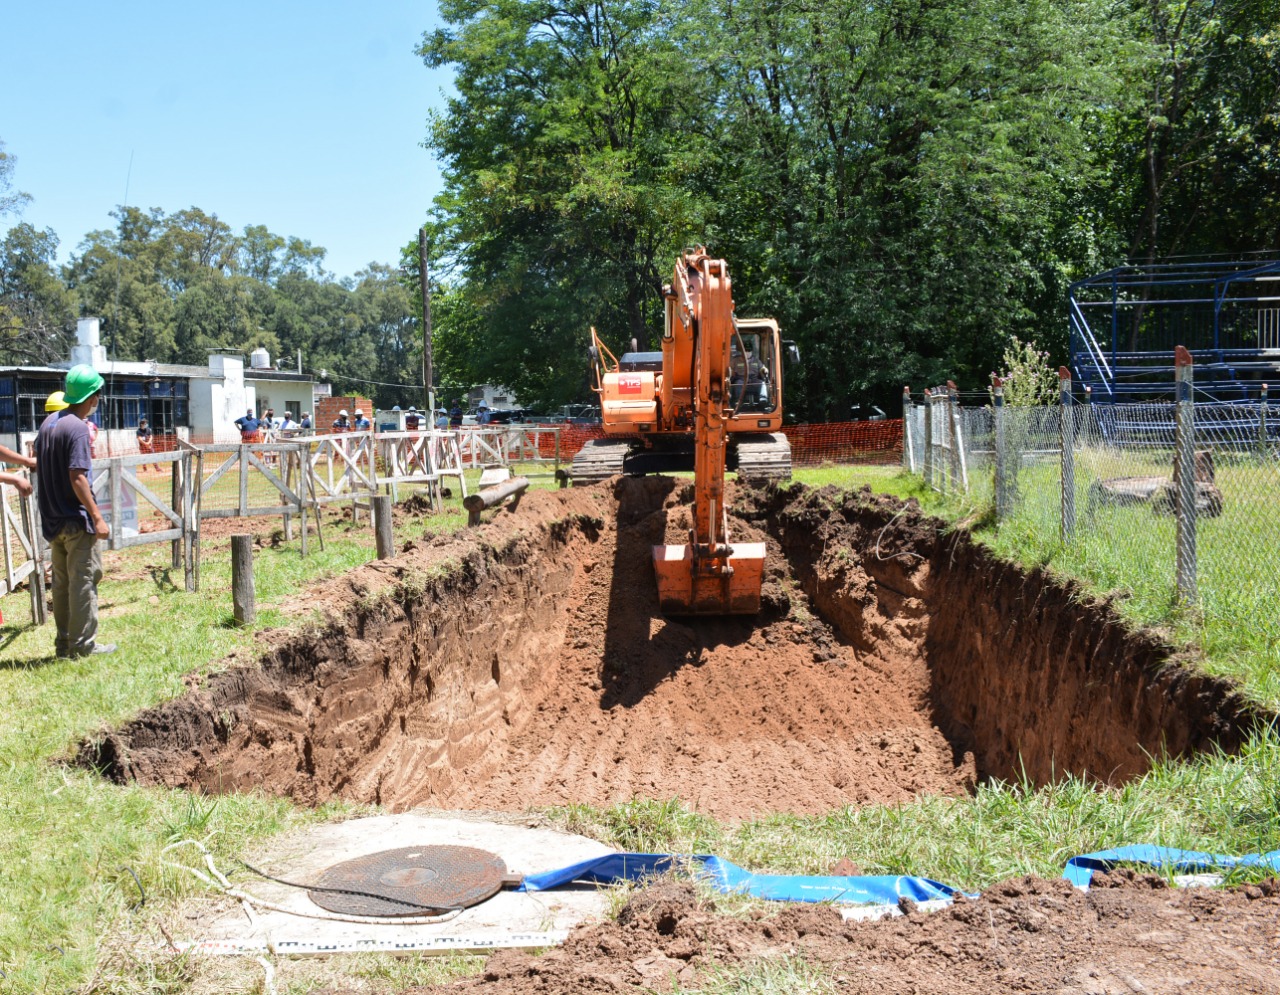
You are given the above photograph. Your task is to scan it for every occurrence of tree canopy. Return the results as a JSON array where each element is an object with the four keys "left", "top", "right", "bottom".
[
  {"left": 3, "top": 1, "right": 1277, "bottom": 418},
  {"left": 421, "top": 0, "right": 1280, "bottom": 416}
]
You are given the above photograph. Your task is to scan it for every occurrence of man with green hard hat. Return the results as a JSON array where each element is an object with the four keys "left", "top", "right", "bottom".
[{"left": 34, "top": 364, "right": 115, "bottom": 658}]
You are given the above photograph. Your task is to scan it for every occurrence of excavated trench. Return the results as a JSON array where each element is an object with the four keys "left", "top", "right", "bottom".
[{"left": 78, "top": 479, "right": 1265, "bottom": 820}]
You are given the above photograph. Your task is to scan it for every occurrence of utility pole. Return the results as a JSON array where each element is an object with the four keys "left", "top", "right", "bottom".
[{"left": 419, "top": 226, "right": 434, "bottom": 414}]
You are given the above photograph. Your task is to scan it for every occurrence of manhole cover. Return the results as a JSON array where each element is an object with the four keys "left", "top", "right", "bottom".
[{"left": 307, "top": 845, "right": 514, "bottom": 917}]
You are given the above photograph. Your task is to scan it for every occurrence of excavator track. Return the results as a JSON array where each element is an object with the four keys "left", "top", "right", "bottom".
[
  {"left": 570, "top": 438, "right": 631, "bottom": 486},
  {"left": 734, "top": 432, "right": 792, "bottom": 480}
]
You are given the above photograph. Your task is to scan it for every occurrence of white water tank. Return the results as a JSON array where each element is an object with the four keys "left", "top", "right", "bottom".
[{"left": 250, "top": 347, "right": 271, "bottom": 370}]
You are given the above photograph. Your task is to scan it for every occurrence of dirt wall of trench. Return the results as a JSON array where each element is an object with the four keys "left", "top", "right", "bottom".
[
  {"left": 78, "top": 479, "right": 1269, "bottom": 815},
  {"left": 82, "top": 497, "right": 611, "bottom": 807},
  {"left": 749, "top": 484, "right": 1267, "bottom": 785}
]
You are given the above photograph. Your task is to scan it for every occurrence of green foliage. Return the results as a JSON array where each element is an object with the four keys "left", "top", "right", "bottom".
[
  {"left": 418, "top": 0, "right": 1280, "bottom": 414},
  {"left": 996, "top": 336, "right": 1059, "bottom": 407}
]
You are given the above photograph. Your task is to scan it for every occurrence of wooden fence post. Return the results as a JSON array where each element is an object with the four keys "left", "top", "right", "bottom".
[
  {"left": 231, "top": 534, "right": 255, "bottom": 625},
  {"left": 373, "top": 495, "right": 394, "bottom": 560}
]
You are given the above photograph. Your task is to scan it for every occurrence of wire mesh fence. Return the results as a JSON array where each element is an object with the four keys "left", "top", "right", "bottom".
[{"left": 904, "top": 371, "right": 1280, "bottom": 620}]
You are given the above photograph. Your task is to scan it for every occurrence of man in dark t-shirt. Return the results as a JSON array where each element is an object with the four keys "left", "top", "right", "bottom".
[{"left": 35, "top": 364, "right": 114, "bottom": 658}]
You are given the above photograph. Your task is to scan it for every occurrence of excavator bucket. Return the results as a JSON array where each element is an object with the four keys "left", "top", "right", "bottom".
[{"left": 652, "top": 542, "right": 767, "bottom": 615}]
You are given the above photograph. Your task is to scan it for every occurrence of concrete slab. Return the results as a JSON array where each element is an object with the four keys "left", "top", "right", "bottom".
[{"left": 181, "top": 813, "right": 615, "bottom": 956}]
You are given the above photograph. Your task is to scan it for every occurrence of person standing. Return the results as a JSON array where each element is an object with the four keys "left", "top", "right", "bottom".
[
  {"left": 300, "top": 411, "right": 312, "bottom": 431},
  {"left": 331, "top": 408, "right": 351, "bottom": 432},
  {"left": 136, "top": 417, "right": 160, "bottom": 470},
  {"left": 449, "top": 400, "right": 463, "bottom": 428},
  {"left": 404, "top": 406, "right": 421, "bottom": 432},
  {"left": 235, "top": 408, "right": 261, "bottom": 443},
  {"left": 353, "top": 407, "right": 371, "bottom": 431},
  {"left": 35, "top": 364, "right": 115, "bottom": 658}
]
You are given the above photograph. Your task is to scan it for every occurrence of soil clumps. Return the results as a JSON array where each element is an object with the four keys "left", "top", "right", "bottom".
[{"left": 379, "top": 872, "right": 1280, "bottom": 994}]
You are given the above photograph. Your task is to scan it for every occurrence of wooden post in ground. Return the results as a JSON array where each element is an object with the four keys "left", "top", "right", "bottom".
[
  {"left": 373, "top": 495, "right": 394, "bottom": 560},
  {"left": 231, "top": 534, "right": 256, "bottom": 625}
]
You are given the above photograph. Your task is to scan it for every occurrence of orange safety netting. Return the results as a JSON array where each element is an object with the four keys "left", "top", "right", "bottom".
[{"left": 547, "top": 419, "right": 903, "bottom": 467}]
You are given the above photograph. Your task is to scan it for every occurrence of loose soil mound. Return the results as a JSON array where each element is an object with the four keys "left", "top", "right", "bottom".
[
  {"left": 78, "top": 478, "right": 1265, "bottom": 817},
  {"left": 388, "top": 873, "right": 1280, "bottom": 994}
]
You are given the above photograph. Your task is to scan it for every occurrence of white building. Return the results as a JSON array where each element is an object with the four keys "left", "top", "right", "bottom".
[{"left": 0, "top": 317, "right": 315, "bottom": 453}]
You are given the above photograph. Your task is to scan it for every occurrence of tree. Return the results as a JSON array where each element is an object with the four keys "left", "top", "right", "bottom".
[
  {"left": 420, "top": 0, "right": 1127, "bottom": 414},
  {"left": 419, "top": 0, "right": 708, "bottom": 409},
  {"left": 0, "top": 139, "right": 31, "bottom": 219},
  {"left": 0, "top": 223, "right": 77, "bottom": 364}
]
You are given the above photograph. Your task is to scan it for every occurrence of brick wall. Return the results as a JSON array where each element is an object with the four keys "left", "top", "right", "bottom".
[{"left": 315, "top": 395, "right": 373, "bottom": 431}]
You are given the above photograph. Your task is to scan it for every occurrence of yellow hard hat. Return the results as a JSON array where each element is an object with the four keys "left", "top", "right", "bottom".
[{"left": 45, "top": 391, "right": 69, "bottom": 412}]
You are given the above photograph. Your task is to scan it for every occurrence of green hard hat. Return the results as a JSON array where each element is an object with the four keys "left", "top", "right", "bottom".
[{"left": 63, "top": 364, "right": 105, "bottom": 405}]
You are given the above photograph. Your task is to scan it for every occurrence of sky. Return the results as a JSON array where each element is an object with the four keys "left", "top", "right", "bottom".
[{"left": 1, "top": 0, "right": 451, "bottom": 279}]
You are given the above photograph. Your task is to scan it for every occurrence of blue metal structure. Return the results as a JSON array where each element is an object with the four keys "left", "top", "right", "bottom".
[{"left": 1069, "top": 257, "right": 1280, "bottom": 401}]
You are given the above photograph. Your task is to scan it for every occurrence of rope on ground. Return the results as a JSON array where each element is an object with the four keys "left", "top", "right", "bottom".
[{"left": 161, "top": 840, "right": 463, "bottom": 927}]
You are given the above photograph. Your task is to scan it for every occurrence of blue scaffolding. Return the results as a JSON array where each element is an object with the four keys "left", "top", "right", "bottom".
[{"left": 1069, "top": 257, "right": 1280, "bottom": 402}]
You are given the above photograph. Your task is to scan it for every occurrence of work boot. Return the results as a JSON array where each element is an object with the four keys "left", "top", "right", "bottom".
[{"left": 66, "top": 643, "right": 117, "bottom": 658}]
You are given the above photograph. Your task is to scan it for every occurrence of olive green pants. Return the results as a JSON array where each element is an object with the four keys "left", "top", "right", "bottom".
[{"left": 50, "top": 524, "right": 102, "bottom": 658}]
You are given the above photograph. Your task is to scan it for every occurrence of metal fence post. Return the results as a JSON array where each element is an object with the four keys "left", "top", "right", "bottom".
[
  {"left": 1259, "top": 383, "right": 1269, "bottom": 459},
  {"left": 902, "top": 386, "right": 913, "bottom": 472},
  {"left": 1175, "top": 345, "right": 1198, "bottom": 604},
  {"left": 922, "top": 388, "right": 934, "bottom": 488},
  {"left": 947, "top": 380, "right": 967, "bottom": 493},
  {"left": 993, "top": 375, "right": 1008, "bottom": 521},
  {"left": 1060, "top": 367, "right": 1075, "bottom": 541}
]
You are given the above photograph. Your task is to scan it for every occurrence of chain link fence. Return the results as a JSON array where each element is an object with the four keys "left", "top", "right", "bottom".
[{"left": 905, "top": 359, "right": 1280, "bottom": 622}]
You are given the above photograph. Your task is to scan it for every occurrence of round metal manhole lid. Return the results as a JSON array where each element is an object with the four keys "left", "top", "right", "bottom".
[{"left": 307, "top": 845, "right": 510, "bottom": 917}]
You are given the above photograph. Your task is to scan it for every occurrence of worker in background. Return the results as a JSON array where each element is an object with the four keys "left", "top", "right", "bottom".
[
  {"left": 261, "top": 407, "right": 279, "bottom": 443},
  {"left": 136, "top": 417, "right": 160, "bottom": 471},
  {"left": 449, "top": 400, "right": 463, "bottom": 428},
  {"left": 353, "top": 407, "right": 372, "bottom": 431},
  {"left": 476, "top": 404, "right": 491, "bottom": 425},
  {"left": 300, "top": 411, "right": 313, "bottom": 431},
  {"left": 235, "top": 408, "right": 261, "bottom": 443},
  {"left": 331, "top": 409, "right": 351, "bottom": 432},
  {"left": 35, "top": 364, "right": 114, "bottom": 658},
  {"left": 404, "top": 406, "right": 421, "bottom": 432},
  {"left": 435, "top": 408, "right": 449, "bottom": 431}
]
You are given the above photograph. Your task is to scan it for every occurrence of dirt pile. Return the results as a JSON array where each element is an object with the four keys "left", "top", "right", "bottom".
[
  {"left": 78, "top": 478, "right": 1266, "bottom": 816},
  {"left": 382, "top": 873, "right": 1280, "bottom": 994}
]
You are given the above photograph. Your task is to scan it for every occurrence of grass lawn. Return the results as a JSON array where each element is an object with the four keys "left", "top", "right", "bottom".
[{"left": 0, "top": 463, "right": 1276, "bottom": 993}]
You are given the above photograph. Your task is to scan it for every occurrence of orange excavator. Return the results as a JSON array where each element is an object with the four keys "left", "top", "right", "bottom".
[{"left": 575, "top": 248, "right": 796, "bottom": 614}]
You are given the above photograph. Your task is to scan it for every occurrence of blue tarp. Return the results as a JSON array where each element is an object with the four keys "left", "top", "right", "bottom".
[
  {"left": 519, "top": 852, "right": 959, "bottom": 905},
  {"left": 1062, "top": 845, "right": 1280, "bottom": 888}
]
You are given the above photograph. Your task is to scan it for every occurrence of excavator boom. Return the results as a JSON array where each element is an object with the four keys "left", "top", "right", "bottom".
[{"left": 651, "top": 250, "right": 766, "bottom": 615}]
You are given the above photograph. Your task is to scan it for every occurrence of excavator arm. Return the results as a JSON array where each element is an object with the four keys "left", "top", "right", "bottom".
[{"left": 652, "top": 249, "right": 766, "bottom": 614}]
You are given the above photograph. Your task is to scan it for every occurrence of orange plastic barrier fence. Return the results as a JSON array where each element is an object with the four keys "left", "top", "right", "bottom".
[{"left": 546, "top": 419, "right": 903, "bottom": 467}]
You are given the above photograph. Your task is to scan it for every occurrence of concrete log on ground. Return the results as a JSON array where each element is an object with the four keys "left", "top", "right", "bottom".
[{"left": 465, "top": 476, "right": 530, "bottom": 526}]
